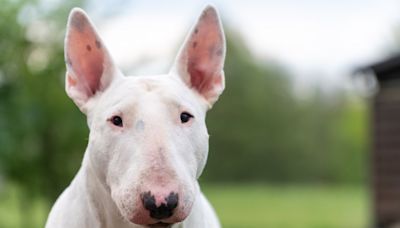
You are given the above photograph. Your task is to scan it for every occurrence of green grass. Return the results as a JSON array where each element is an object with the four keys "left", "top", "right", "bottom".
[
  {"left": 203, "top": 184, "right": 369, "bottom": 228},
  {"left": 0, "top": 184, "right": 369, "bottom": 228},
  {"left": 0, "top": 185, "right": 49, "bottom": 228}
]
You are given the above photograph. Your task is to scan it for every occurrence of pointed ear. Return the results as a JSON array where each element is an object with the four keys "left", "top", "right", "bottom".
[
  {"left": 64, "top": 8, "right": 120, "bottom": 112},
  {"left": 171, "top": 6, "right": 226, "bottom": 108}
]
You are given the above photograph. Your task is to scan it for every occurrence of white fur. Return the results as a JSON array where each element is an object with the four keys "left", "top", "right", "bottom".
[{"left": 46, "top": 5, "right": 224, "bottom": 228}]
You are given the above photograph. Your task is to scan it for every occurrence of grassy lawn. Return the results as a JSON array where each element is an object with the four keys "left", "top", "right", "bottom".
[
  {"left": 0, "top": 185, "right": 49, "bottom": 228},
  {"left": 203, "top": 184, "right": 369, "bottom": 228},
  {"left": 0, "top": 184, "right": 369, "bottom": 228}
]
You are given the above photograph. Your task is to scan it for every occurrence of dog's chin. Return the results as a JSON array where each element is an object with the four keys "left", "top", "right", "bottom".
[
  {"left": 147, "top": 222, "right": 173, "bottom": 228},
  {"left": 128, "top": 211, "right": 188, "bottom": 227}
]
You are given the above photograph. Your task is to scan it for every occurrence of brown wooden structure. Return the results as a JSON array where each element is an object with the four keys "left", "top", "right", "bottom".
[{"left": 362, "top": 55, "right": 400, "bottom": 228}]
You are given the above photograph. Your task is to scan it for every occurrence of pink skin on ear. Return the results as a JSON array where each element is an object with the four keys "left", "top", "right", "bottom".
[
  {"left": 65, "top": 10, "right": 106, "bottom": 98},
  {"left": 175, "top": 6, "right": 226, "bottom": 106}
]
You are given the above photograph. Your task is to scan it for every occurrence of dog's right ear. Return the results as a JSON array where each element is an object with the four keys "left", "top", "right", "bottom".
[
  {"left": 171, "top": 6, "right": 225, "bottom": 108},
  {"left": 64, "top": 8, "right": 120, "bottom": 113}
]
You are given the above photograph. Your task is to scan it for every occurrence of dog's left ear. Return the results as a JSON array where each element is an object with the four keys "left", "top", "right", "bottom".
[{"left": 171, "top": 6, "right": 226, "bottom": 108}]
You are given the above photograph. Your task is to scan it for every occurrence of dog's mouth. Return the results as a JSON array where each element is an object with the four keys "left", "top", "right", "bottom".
[{"left": 148, "top": 222, "right": 172, "bottom": 228}]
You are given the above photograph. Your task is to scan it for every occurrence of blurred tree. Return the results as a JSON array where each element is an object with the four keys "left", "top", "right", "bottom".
[
  {"left": 0, "top": 0, "right": 84, "bottom": 226},
  {"left": 202, "top": 30, "right": 368, "bottom": 184}
]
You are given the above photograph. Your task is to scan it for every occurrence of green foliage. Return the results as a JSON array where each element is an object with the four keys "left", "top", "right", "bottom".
[
  {"left": 202, "top": 31, "right": 368, "bottom": 184},
  {"left": 0, "top": 0, "right": 85, "bottom": 202}
]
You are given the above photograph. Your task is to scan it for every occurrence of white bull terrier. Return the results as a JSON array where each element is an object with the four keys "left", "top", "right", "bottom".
[{"left": 45, "top": 5, "right": 225, "bottom": 228}]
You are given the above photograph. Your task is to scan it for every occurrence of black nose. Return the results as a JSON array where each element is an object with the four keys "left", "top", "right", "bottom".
[{"left": 141, "top": 191, "right": 179, "bottom": 220}]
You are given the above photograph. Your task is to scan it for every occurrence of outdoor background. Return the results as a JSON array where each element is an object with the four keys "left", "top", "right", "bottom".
[{"left": 1, "top": 0, "right": 400, "bottom": 227}]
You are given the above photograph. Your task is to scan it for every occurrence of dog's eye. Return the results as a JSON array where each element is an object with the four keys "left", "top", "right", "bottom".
[
  {"left": 180, "top": 112, "right": 194, "bottom": 123},
  {"left": 110, "top": 116, "right": 123, "bottom": 127}
]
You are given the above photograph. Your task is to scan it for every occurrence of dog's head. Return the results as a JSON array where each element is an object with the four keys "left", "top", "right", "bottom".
[{"left": 64, "top": 6, "right": 225, "bottom": 226}]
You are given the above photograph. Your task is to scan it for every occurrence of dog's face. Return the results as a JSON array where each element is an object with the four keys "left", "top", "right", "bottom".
[{"left": 64, "top": 6, "right": 225, "bottom": 226}]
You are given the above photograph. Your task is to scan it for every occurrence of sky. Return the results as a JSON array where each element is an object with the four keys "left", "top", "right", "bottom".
[{"left": 86, "top": 0, "right": 400, "bottom": 91}]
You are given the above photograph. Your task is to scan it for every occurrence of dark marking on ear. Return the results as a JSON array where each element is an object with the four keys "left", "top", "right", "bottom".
[
  {"left": 70, "top": 13, "right": 86, "bottom": 32},
  {"left": 208, "top": 45, "right": 218, "bottom": 59},
  {"left": 192, "top": 41, "right": 197, "bottom": 49},
  {"left": 95, "top": 40, "right": 102, "bottom": 49},
  {"left": 216, "top": 48, "right": 223, "bottom": 57},
  {"left": 207, "top": 45, "right": 223, "bottom": 59},
  {"left": 194, "top": 28, "right": 199, "bottom": 34},
  {"left": 86, "top": 44, "right": 92, "bottom": 51},
  {"left": 200, "top": 11, "right": 208, "bottom": 20}
]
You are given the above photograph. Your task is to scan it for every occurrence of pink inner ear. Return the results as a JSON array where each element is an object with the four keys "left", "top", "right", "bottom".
[
  {"left": 66, "top": 13, "right": 105, "bottom": 96},
  {"left": 188, "top": 61, "right": 221, "bottom": 96},
  {"left": 185, "top": 10, "right": 224, "bottom": 100}
]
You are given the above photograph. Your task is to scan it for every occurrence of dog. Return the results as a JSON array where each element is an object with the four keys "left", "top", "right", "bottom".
[{"left": 45, "top": 5, "right": 225, "bottom": 228}]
